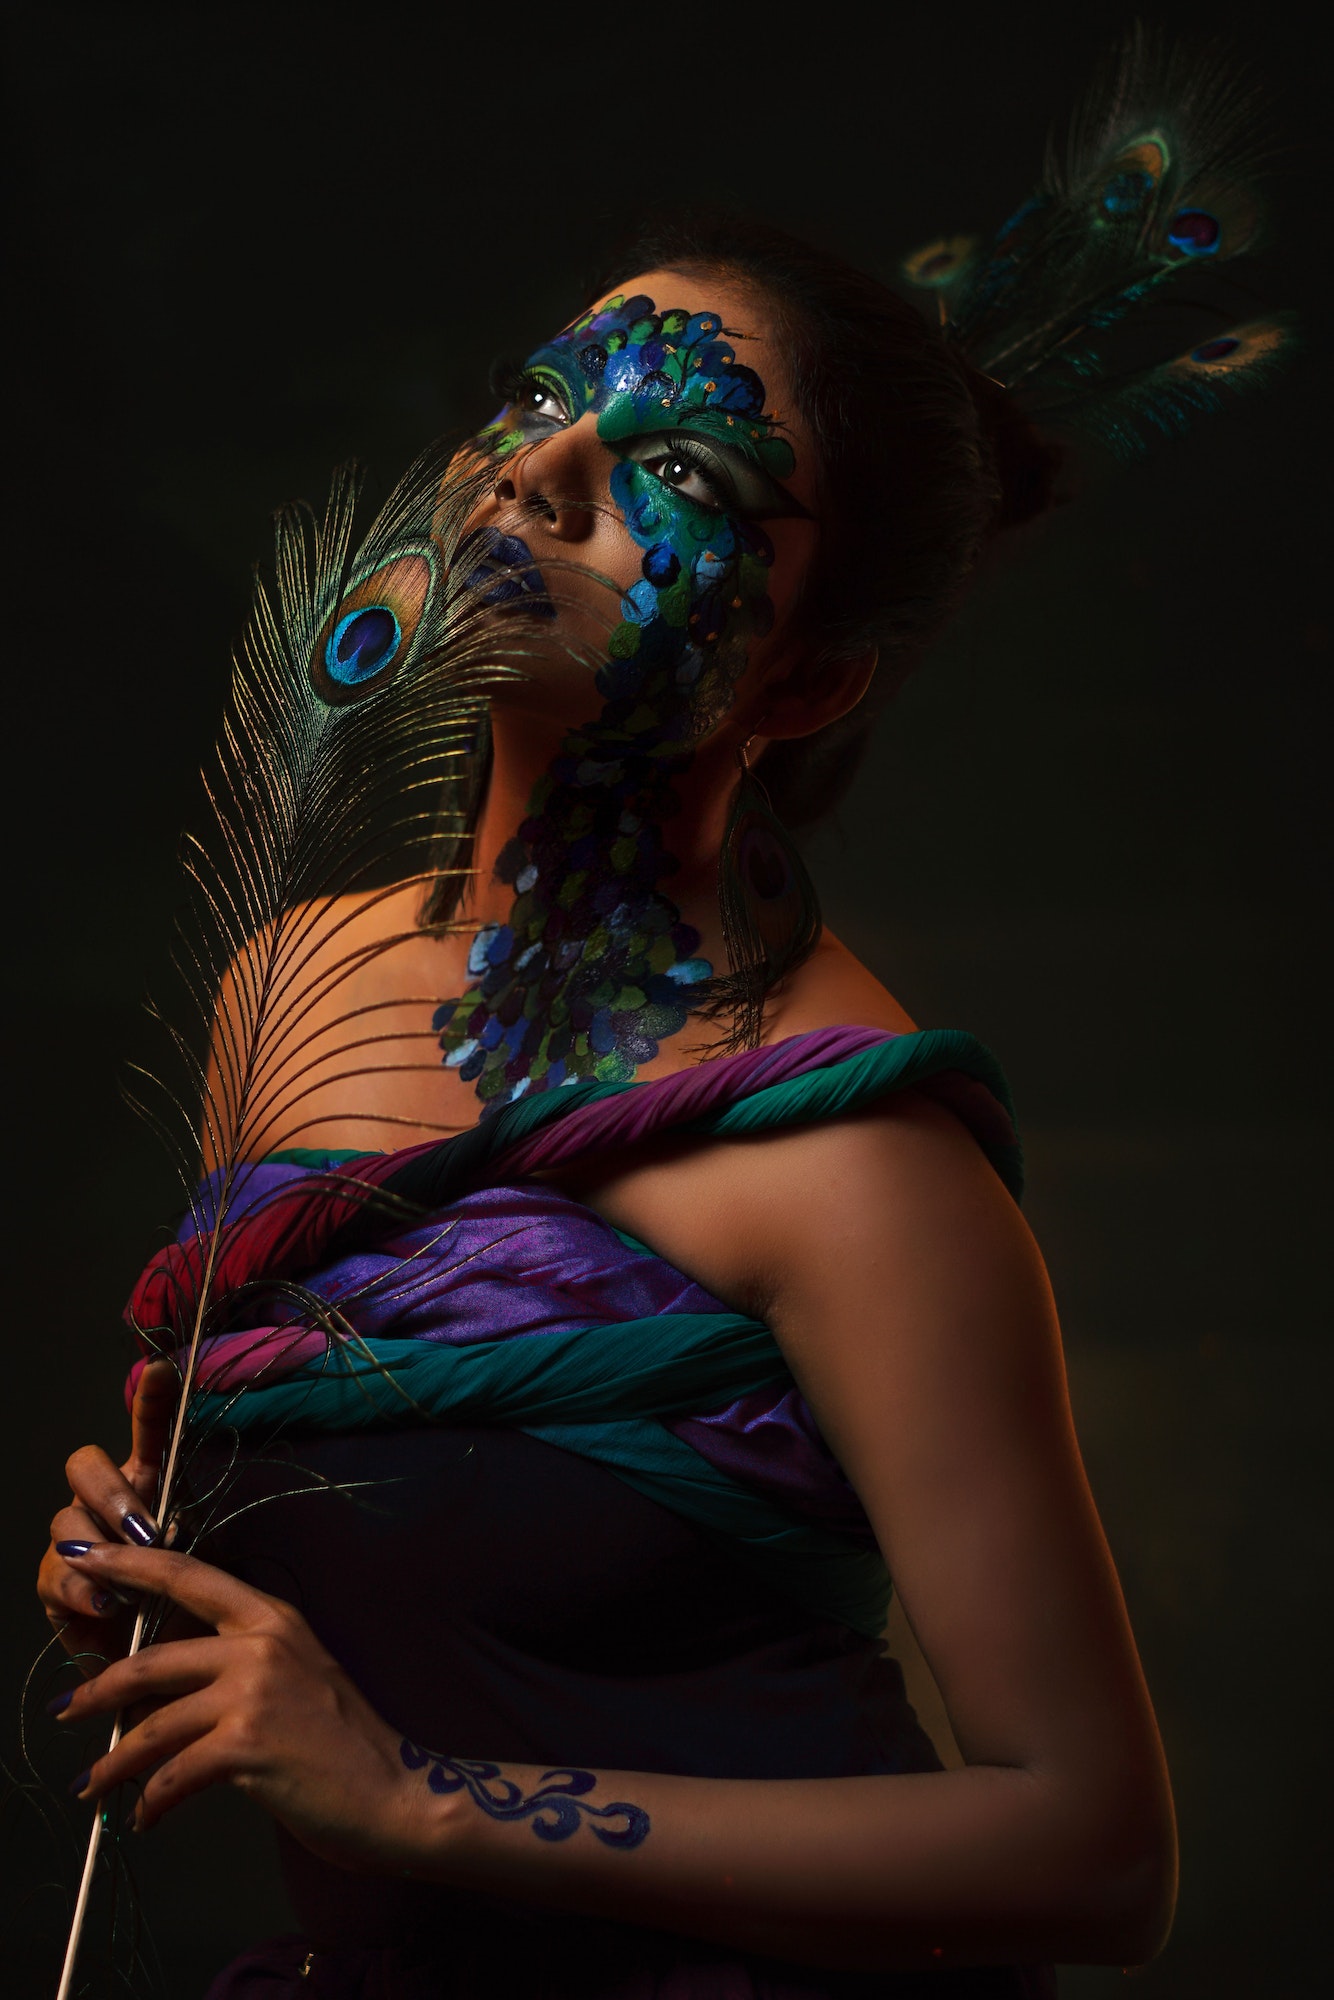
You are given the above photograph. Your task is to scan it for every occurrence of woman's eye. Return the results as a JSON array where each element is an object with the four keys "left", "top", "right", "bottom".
[
  {"left": 511, "top": 377, "right": 570, "bottom": 427},
  {"left": 620, "top": 430, "right": 805, "bottom": 521},
  {"left": 641, "top": 446, "right": 725, "bottom": 510}
]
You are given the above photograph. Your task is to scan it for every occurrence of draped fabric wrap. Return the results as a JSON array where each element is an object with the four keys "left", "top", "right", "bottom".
[{"left": 126, "top": 1027, "right": 1021, "bottom": 1635}]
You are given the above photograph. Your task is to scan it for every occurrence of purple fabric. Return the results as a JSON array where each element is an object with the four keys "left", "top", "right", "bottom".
[
  {"left": 495, "top": 1025, "right": 892, "bottom": 1180},
  {"left": 272, "top": 1184, "right": 726, "bottom": 1345},
  {"left": 201, "top": 1181, "right": 869, "bottom": 1533},
  {"left": 669, "top": 1386, "right": 871, "bottom": 1538},
  {"left": 170, "top": 1030, "right": 951, "bottom": 1533}
]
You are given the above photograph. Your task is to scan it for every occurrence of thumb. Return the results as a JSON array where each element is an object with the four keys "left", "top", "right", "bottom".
[{"left": 124, "top": 1357, "right": 178, "bottom": 1497}]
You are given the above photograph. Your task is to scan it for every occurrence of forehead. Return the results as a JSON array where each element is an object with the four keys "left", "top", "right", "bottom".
[{"left": 529, "top": 269, "right": 791, "bottom": 435}]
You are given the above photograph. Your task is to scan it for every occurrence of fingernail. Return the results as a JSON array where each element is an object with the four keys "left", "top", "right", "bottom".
[
  {"left": 56, "top": 1540, "right": 96, "bottom": 1558},
  {"left": 122, "top": 1513, "right": 158, "bottom": 1547},
  {"left": 46, "top": 1691, "right": 73, "bottom": 1716},
  {"left": 69, "top": 1769, "right": 90, "bottom": 1797},
  {"left": 91, "top": 1591, "right": 117, "bottom": 1615}
]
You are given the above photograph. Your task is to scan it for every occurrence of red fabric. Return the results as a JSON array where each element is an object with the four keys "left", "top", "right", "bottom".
[{"left": 124, "top": 1143, "right": 434, "bottom": 1348}]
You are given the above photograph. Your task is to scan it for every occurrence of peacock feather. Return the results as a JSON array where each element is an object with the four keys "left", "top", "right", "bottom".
[
  {"left": 1076, "top": 312, "right": 1298, "bottom": 459},
  {"left": 901, "top": 23, "right": 1296, "bottom": 444},
  {"left": 54, "top": 436, "right": 587, "bottom": 1996}
]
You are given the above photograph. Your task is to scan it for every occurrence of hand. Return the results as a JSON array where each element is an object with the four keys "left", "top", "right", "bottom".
[
  {"left": 53, "top": 1541, "right": 415, "bottom": 1872},
  {"left": 37, "top": 1359, "right": 177, "bottom": 1669}
]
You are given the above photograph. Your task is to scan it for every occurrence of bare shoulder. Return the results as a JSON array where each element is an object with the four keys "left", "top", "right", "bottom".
[
  {"left": 203, "top": 883, "right": 472, "bottom": 1161},
  {"left": 570, "top": 1084, "right": 1037, "bottom": 1343}
]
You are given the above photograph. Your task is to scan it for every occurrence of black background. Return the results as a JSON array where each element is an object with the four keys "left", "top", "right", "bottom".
[{"left": 2, "top": 3, "right": 1328, "bottom": 1995}]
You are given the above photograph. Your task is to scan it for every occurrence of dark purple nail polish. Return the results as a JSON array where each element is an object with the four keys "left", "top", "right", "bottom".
[
  {"left": 122, "top": 1513, "right": 158, "bottom": 1547},
  {"left": 69, "top": 1769, "right": 90, "bottom": 1797},
  {"left": 46, "top": 1690, "right": 73, "bottom": 1716},
  {"left": 56, "top": 1540, "right": 96, "bottom": 1558}
]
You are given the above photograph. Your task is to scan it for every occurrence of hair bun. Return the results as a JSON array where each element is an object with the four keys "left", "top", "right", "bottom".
[{"left": 964, "top": 366, "right": 1065, "bottom": 532}]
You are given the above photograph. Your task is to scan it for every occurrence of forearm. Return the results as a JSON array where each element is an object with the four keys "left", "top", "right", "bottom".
[{"left": 389, "top": 1742, "right": 1171, "bottom": 1973}]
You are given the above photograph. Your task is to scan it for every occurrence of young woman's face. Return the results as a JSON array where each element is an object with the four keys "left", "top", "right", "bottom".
[{"left": 460, "top": 267, "right": 819, "bottom": 740}]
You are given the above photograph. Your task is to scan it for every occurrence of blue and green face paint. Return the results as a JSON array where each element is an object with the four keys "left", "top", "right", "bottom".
[{"left": 435, "top": 291, "right": 807, "bottom": 1112}]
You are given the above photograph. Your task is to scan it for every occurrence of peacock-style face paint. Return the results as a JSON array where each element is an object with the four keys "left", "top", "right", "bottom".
[
  {"left": 482, "top": 291, "right": 808, "bottom": 731},
  {"left": 434, "top": 290, "right": 809, "bottom": 1113}
]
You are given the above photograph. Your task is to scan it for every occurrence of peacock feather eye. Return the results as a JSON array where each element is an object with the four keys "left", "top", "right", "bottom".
[
  {"left": 325, "top": 605, "right": 401, "bottom": 686},
  {"left": 1100, "top": 135, "right": 1169, "bottom": 217},
  {"left": 308, "top": 549, "right": 436, "bottom": 706},
  {"left": 1101, "top": 169, "right": 1154, "bottom": 216},
  {"left": 1167, "top": 209, "right": 1221, "bottom": 256},
  {"left": 902, "top": 236, "right": 979, "bottom": 289},
  {"left": 1176, "top": 318, "right": 1290, "bottom": 378},
  {"left": 1190, "top": 336, "right": 1240, "bottom": 364}
]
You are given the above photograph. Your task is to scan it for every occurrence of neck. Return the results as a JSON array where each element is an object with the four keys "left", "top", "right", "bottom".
[{"left": 433, "top": 697, "right": 738, "bottom": 1112}]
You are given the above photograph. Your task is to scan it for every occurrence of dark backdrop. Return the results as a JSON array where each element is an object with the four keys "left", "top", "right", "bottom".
[{"left": 3, "top": 4, "right": 1328, "bottom": 1995}]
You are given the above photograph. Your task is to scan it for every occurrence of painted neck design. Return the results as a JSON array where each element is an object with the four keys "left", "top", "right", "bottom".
[{"left": 434, "top": 292, "right": 800, "bottom": 1114}]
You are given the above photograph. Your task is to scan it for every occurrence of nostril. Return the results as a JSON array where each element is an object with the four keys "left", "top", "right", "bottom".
[{"left": 493, "top": 477, "right": 517, "bottom": 504}]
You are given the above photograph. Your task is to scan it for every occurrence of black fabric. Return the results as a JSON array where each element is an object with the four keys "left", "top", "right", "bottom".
[{"left": 191, "top": 1427, "right": 1048, "bottom": 1996}]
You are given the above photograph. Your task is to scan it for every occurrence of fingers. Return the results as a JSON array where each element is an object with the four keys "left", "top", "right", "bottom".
[
  {"left": 58, "top": 1636, "right": 229, "bottom": 1721},
  {"left": 124, "top": 1358, "right": 177, "bottom": 1497},
  {"left": 37, "top": 1544, "right": 132, "bottom": 1640},
  {"left": 138, "top": 1735, "right": 240, "bottom": 1831},
  {"left": 42, "top": 1513, "right": 129, "bottom": 1620},
  {"left": 64, "top": 1446, "right": 159, "bottom": 1550},
  {"left": 71, "top": 1686, "right": 222, "bottom": 1810},
  {"left": 59, "top": 1542, "right": 290, "bottom": 1633}
]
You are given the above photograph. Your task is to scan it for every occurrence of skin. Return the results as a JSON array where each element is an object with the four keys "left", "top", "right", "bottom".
[{"left": 37, "top": 267, "right": 1177, "bottom": 1972}]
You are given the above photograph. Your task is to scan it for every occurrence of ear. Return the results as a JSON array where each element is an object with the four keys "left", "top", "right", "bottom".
[{"left": 759, "top": 645, "right": 879, "bottom": 744}]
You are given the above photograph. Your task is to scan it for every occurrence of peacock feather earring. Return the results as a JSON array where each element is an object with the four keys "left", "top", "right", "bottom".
[{"left": 713, "top": 733, "right": 822, "bottom": 1052}]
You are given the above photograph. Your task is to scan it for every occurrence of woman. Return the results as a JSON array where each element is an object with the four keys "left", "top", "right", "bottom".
[{"left": 36, "top": 179, "right": 1216, "bottom": 1994}]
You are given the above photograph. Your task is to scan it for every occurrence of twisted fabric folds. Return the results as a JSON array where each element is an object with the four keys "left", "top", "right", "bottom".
[{"left": 126, "top": 1027, "right": 1020, "bottom": 1634}]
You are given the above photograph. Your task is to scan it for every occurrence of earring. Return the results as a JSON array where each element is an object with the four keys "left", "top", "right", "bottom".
[{"left": 715, "top": 734, "right": 821, "bottom": 1051}]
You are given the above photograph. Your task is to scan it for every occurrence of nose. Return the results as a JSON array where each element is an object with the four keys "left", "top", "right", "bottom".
[{"left": 492, "top": 420, "right": 602, "bottom": 546}]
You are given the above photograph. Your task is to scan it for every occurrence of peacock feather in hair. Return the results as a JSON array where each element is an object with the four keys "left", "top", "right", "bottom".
[
  {"left": 901, "top": 22, "right": 1296, "bottom": 451},
  {"left": 53, "top": 437, "right": 586, "bottom": 1997},
  {"left": 1075, "top": 313, "right": 1296, "bottom": 458}
]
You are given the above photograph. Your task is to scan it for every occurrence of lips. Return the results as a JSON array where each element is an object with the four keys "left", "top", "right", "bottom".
[{"left": 462, "top": 529, "right": 555, "bottom": 619}]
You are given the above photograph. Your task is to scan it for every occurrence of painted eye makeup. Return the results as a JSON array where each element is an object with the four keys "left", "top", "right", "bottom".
[
  {"left": 620, "top": 431, "right": 808, "bottom": 521},
  {"left": 487, "top": 362, "right": 574, "bottom": 437}
]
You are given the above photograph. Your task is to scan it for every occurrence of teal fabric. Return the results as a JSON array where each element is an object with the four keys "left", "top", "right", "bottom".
[
  {"left": 525, "top": 1419, "right": 893, "bottom": 1635},
  {"left": 696, "top": 1028, "right": 1022, "bottom": 1193},
  {"left": 194, "top": 1312, "right": 787, "bottom": 1435},
  {"left": 276, "top": 1029, "right": 1022, "bottom": 1214},
  {"left": 192, "top": 1316, "right": 889, "bottom": 1633},
  {"left": 243, "top": 1031, "right": 1019, "bottom": 1634}
]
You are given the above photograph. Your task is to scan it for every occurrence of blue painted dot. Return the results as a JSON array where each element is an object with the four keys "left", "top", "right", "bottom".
[
  {"left": 325, "top": 605, "right": 401, "bottom": 685},
  {"left": 589, "top": 1008, "right": 616, "bottom": 1055}
]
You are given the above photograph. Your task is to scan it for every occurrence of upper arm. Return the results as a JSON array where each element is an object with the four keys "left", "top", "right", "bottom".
[{"left": 576, "top": 1096, "right": 1173, "bottom": 1855}]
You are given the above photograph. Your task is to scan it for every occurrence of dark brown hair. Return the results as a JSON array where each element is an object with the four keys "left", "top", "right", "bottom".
[{"left": 589, "top": 211, "right": 1064, "bottom": 826}]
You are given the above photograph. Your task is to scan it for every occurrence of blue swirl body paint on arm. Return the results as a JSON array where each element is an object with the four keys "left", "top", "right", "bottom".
[{"left": 399, "top": 1739, "right": 651, "bottom": 1849}]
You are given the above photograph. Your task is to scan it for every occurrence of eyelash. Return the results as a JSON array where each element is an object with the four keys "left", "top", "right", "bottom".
[
  {"left": 490, "top": 363, "right": 571, "bottom": 427},
  {"left": 641, "top": 436, "right": 734, "bottom": 510},
  {"left": 484, "top": 369, "right": 777, "bottom": 519}
]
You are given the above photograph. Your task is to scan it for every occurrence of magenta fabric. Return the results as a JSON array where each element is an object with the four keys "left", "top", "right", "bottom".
[{"left": 491, "top": 1025, "right": 892, "bottom": 1178}]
